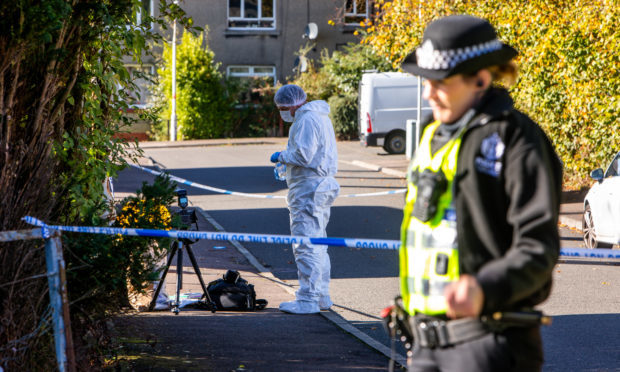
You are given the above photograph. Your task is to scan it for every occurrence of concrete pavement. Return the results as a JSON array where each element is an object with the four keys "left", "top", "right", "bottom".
[{"left": 112, "top": 138, "right": 586, "bottom": 371}]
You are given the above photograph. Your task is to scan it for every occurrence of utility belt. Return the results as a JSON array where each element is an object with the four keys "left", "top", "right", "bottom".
[
  {"left": 383, "top": 297, "right": 551, "bottom": 350},
  {"left": 410, "top": 315, "right": 490, "bottom": 349}
]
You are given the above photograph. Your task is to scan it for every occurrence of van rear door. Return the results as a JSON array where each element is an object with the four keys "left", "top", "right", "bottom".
[{"left": 358, "top": 77, "right": 371, "bottom": 138}]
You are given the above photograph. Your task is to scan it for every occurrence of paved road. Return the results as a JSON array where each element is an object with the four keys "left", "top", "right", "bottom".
[
  {"left": 121, "top": 140, "right": 407, "bottom": 355},
  {"left": 116, "top": 140, "right": 620, "bottom": 371}
]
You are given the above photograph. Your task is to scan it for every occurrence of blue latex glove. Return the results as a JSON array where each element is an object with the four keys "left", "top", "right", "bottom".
[{"left": 270, "top": 151, "right": 281, "bottom": 163}]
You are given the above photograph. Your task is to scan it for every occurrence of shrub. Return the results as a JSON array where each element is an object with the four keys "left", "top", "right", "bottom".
[
  {"left": 328, "top": 94, "right": 359, "bottom": 140},
  {"left": 114, "top": 175, "right": 177, "bottom": 292},
  {"left": 151, "top": 27, "right": 233, "bottom": 140},
  {"left": 363, "top": 0, "right": 620, "bottom": 188},
  {"left": 60, "top": 173, "right": 177, "bottom": 369},
  {"left": 321, "top": 43, "right": 394, "bottom": 95},
  {"left": 64, "top": 174, "right": 176, "bottom": 314},
  {"left": 292, "top": 62, "right": 336, "bottom": 102}
]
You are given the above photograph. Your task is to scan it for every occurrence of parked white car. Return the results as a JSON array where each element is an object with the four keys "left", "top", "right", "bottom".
[{"left": 582, "top": 151, "right": 620, "bottom": 248}]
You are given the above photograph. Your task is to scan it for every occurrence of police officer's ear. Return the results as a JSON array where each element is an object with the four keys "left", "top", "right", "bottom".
[{"left": 475, "top": 69, "right": 492, "bottom": 90}]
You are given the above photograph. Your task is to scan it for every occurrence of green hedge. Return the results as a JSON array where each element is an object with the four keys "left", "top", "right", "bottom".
[
  {"left": 328, "top": 94, "right": 359, "bottom": 140},
  {"left": 364, "top": 0, "right": 620, "bottom": 188},
  {"left": 151, "top": 27, "right": 232, "bottom": 140}
]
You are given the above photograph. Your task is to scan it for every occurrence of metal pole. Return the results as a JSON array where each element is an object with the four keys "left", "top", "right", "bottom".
[
  {"left": 174, "top": 240, "right": 182, "bottom": 315},
  {"left": 170, "top": 15, "right": 177, "bottom": 141},
  {"left": 45, "top": 232, "right": 75, "bottom": 372},
  {"left": 416, "top": 76, "right": 421, "bottom": 131},
  {"left": 416, "top": 6, "right": 422, "bottom": 132}
]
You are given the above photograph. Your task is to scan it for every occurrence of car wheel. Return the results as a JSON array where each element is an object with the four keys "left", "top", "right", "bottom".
[
  {"left": 582, "top": 204, "right": 613, "bottom": 249},
  {"left": 383, "top": 131, "right": 406, "bottom": 154}
]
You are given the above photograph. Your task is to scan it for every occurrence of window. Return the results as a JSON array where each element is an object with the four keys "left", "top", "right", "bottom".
[
  {"left": 122, "top": 64, "right": 155, "bottom": 109},
  {"left": 228, "top": 0, "right": 276, "bottom": 29},
  {"left": 227, "top": 65, "right": 276, "bottom": 84},
  {"left": 128, "top": 0, "right": 154, "bottom": 29},
  {"left": 344, "top": 0, "right": 369, "bottom": 25},
  {"left": 606, "top": 153, "right": 619, "bottom": 178},
  {"left": 227, "top": 66, "right": 276, "bottom": 107}
]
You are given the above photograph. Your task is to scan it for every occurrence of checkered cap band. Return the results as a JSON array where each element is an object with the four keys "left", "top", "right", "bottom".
[{"left": 416, "top": 39, "right": 503, "bottom": 70}]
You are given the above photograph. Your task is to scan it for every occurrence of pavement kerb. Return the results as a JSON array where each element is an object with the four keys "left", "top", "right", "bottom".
[
  {"left": 558, "top": 202, "right": 584, "bottom": 232},
  {"left": 558, "top": 216, "right": 581, "bottom": 232},
  {"left": 344, "top": 159, "right": 407, "bottom": 179},
  {"left": 196, "top": 207, "right": 408, "bottom": 368},
  {"left": 136, "top": 138, "right": 287, "bottom": 149}
]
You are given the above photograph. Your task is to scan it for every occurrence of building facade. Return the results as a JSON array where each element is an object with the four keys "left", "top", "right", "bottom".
[
  {"left": 181, "top": 0, "right": 368, "bottom": 84},
  {"left": 123, "top": 0, "right": 371, "bottom": 139}
]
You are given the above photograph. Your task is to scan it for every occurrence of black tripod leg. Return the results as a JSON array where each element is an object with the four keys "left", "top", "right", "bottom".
[
  {"left": 185, "top": 243, "right": 214, "bottom": 305},
  {"left": 148, "top": 241, "right": 178, "bottom": 311},
  {"left": 174, "top": 241, "right": 183, "bottom": 314}
]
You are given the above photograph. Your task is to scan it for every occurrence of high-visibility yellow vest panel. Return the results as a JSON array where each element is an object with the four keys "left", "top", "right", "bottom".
[{"left": 400, "top": 120, "right": 463, "bottom": 316}]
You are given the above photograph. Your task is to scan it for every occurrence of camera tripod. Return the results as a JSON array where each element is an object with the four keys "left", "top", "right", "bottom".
[
  {"left": 148, "top": 192, "right": 216, "bottom": 314},
  {"left": 148, "top": 238, "right": 217, "bottom": 314}
]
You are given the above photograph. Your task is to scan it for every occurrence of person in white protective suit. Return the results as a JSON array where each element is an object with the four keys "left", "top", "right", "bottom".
[{"left": 270, "top": 84, "right": 340, "bottom": 314}]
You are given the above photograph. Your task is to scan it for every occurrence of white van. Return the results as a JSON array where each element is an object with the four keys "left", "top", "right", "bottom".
[{"left": 358, "top": 72, "right": 432, "bottom": 154}]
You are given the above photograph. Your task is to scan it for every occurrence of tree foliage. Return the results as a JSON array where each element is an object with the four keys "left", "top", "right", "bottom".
[
  {"left": 362, "top": 0, "right": 620, "bottom": 188},
  {"left": 151, "top": 27, "right": 233, "bottom": 140},
  {"left": 0, "top": 0, "right": 194, "bottom": 368}
]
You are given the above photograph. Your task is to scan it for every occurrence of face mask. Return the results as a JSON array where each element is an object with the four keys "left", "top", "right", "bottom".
[{"left": 279, "top": 109, "right": 294, "bottom": 123}]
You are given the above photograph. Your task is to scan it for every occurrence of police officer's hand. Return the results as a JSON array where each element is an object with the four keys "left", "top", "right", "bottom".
[{"left": 445, "top": 274, "right": 484, "bottom": 319}]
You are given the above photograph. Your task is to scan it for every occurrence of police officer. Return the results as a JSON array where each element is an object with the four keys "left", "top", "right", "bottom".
[{"left": 397, "top": 15, "right": 563, "bottom": 371}]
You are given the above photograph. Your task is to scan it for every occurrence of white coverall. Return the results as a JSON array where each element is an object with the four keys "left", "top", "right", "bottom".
[{"left": 278, "top": 100, "right": 340, "bottom": 311}]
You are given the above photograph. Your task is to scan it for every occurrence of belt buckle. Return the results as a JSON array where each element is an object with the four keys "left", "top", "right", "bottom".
[
  {"left": 418, "top": 321, "right": 437, "bottom": 348},
  {"left": 417, "top": 319, "right": 450, "bottom": 348}
]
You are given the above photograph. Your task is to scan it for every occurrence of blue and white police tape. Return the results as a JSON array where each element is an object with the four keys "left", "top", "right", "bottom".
[
  {"left": 559, "top": 248, "right": 620, "bottom": 260},
  {"left": 22, "top": 216, "right": 401, "bottom": 250},
  {"left": 129, "top": 163, "right": 406, "bottom": 199},
  {"left": 130, "top": 164, "right": 285, "bottom": 199},
  {"left": 22, "top": 217, "right": 620, "bottom": 259}
]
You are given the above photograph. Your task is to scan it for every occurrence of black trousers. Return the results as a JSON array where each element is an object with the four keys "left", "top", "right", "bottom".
[{"left": 408, "top": 326, "right": 543, "bottom": 372}]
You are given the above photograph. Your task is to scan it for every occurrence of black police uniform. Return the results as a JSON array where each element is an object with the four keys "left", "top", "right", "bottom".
[{"left": 408, "top": 87, "right": 562, "bottom": 372}]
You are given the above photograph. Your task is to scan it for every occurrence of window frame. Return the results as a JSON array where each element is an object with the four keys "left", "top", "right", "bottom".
[
  {"left": 227, "top": 0, "right": 277, "bottom": 30},
  {"left": 344, "top": 0, "right": 370, "bottom": 25},
  {"left": 226, "top": 65, "right": 277, "bottom": 84},
  {"left": 128, "top": 0, "right": 155, "bottom": 31},
  {"left": 605, "top": 152, "right": 620, "bottom": 178},
  {"left": 121, "top": 63, "right": 156, "bottom": 109}
]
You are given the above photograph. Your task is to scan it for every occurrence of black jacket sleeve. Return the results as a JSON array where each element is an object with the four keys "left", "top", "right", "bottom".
[{"left": 475, "top": 112, "right": 563, "bottom": 312}]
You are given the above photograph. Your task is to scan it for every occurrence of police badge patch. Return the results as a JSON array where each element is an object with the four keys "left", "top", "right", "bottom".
[{"left": 475, "top": 132, "right": 505, "bottom": 177}]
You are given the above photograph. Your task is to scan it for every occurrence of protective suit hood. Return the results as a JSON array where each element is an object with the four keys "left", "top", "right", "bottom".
[{"left": 295, "top": 100, "right": 330, "bottom": 117}]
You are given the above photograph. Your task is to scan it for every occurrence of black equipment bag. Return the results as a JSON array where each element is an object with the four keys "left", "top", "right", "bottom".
[{"left": 207, "top": 270, "right": 267, "bottom": 311}]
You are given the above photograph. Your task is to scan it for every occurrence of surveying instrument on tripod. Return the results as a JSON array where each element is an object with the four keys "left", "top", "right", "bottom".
[{"left": 149, "top": 189, "right": 216, "bottom": 314}]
